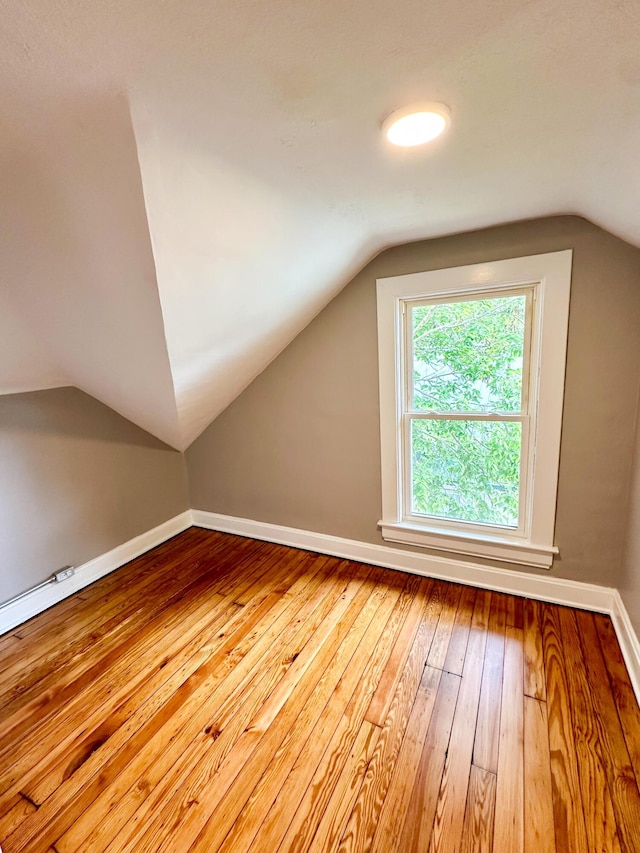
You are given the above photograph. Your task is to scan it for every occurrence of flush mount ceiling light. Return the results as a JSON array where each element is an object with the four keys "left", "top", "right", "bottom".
[{"left": 382, "top": 103, "right": 451, "bottom": 147}]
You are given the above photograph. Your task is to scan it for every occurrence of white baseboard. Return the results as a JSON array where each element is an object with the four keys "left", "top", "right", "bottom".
[
  {"left": 191, "top": 510, "right": 616, "bottom": 612},
  {"left": 0, "top": 510, "right": 193, "bottom": 636},
  {"left": 192, "top": 509, "right": 640, "bottom": 705},
  {"left": 611, "top": 591, "right": 640, "bottom": 703}
]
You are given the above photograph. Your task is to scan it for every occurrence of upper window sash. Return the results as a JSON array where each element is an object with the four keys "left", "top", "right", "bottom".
[{"left": 403, "top": 286, "right": 535, "bottom": 418}]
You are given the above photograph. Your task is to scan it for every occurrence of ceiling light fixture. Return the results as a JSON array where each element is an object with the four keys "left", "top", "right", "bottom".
[{"left": 383, "top": 103, "right": 451, "bottom": 147}]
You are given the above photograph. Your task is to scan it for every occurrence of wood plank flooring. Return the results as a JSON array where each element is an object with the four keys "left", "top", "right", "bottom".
[{"left": 1, "top": 528, "right": 639, "bottom": 852}]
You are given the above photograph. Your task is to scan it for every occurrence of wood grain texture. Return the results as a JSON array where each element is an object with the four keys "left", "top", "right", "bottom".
[
  {"left": 0, "top": 529, "right": 638, "bottom": 852},
  {"left": 442, "top": 584, "right": 477, "bottom": 677},
  {"left": 524, "top": 696, "right": 555, "bottom": 853},
  {"left": 294, "top": 720, "right": 380, "bottom": 853},
  {"left": 459, "top": 765, "right": 496, "bottom": 853},
  {"left": 523, "top": 599, "right": 547, "bottom": 700},
  {"left": 576, "top": 610, "right": 640, "bottom": 853},
  {"left": 427, "top": 591, "right": 491, "bottom": 853},
  {"left": 493, "top": 625, "right": 525, "bottom": 852},
  {"left": 278, "top": 578, "right": 433, "bottom": 853},
  {"left": 60, "top": 554, "right": 345, "bottom": 852},
  {"left": 338, "top": 582, "right": 444, "bottom": 853},
  {"left": 425, "top": 582, "right": 463, "bottom": 671},
  {"left": 540, "top": 603, "right": 589, "bottom": 852},
  {"left": 364, "top": 575, "right": 432, "bottom": 726},
  {"left": 473, "top": 593, "right": 506, "bottom": 774},
  {"left": 394, "top": 670, "right": 461, "bottom": 853},
  {"left": 369, "top": 665, "right": 442, "bottom": 853},
  {"left": 559, "top": 606, "right": 622, "bottom": 853},
  {"left": 595, "top": 613, "right": 640, "bottom": 791}
]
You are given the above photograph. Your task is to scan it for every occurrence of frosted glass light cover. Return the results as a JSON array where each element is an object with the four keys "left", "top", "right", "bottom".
[{"left": 383, "top": 104, "right": 451, "bottom": 147}]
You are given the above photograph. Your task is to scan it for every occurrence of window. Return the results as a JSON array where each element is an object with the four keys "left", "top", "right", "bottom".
[{"left": 377, "top": 251, "right": 572, "bottom": 568}]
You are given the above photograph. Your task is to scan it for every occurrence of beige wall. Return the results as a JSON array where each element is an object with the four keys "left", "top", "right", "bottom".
[
  {"left": 0, "top": 387, "right": 189, "bottom": 602},
  {"left": 621, "top": 395, "right": 640, "bottom": 634},
  {"left": 186, "top": 216, "right": 640, "bottom": 589}
]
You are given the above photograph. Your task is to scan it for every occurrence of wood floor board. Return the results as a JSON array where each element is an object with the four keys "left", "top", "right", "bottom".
[
  {"left": 523, "top": 598, "right": 547, "bottom": 701},
  {"left": 7, "top": 595, "right": 275, "bottom": 853},
  {"left": 0, "top": 530, "right": 638, "bottom": 853},
  {"left": 0, "top": 795, "right": 36, "bottom": 841},
  {"left": 427, "top": 590, "right": 491, "bottom": 853},
  {"left": 425, "top": 582, "right": 463, "bottom": 672},
  {"left": 231, "top": 578, "right": 409, "bottom": 853},
  {"left": 276, "top": 574, "right": 425, "bottom": 853},
  {"left": 493, "top": 625, "right": 525, "bottom": 851},
  {"left": 441, "top": 584, "right": 477, "bottom": 677},
  {"left": 2, "top": 528, "right": 199, "bottom": 642},
  {"left": 337, "top": 580, "right": 450, "bottom": 853},
  {"left": 595, "top": 613, "right": 640, "bottom": 791},
  {"left": 472, "top": 592, "right": 507, "bottom": 774},
  {"left": 363, "top": 574, "right": 432, "bottom": 726},
  {"left": 576, "top": 610, "right": 640, "bottom": 853},
  {"left": 23, "top": 598, "right": 241, "bottom": 809},
  {"left": 459, "top": 765, "right": 496, "bottom": 853},
  {"left": 369, "top": 665, "right": 442, "bottom": 853},
  {"left": 540, "top": 603, "right": 589, "bottom": 852},
  {"left": 393, "top": 669, "right": 461, "bottom": 852},
  {"left": 0, "top": 541, "right": 293, "bottom": 789},
  {"left": 559, "top": 606, "right": 622, "bottom": 853},
  {"left": 523, "top": 697, "right": 555, "bottom": 853},
  {"left": 8, "top": 587, "right": 95, "bottom": 642},
  {"left": 0, "top": 574, "right": 231, "bottom": 760},
  {"left": 297, "top": 720, "right": 380, "bottom": 853},
  {"left": 341, "top": 661, "right": 454, "bottom": 853},
  {"left": 506, "top": 594, "right": 524, "bottom": 629}
]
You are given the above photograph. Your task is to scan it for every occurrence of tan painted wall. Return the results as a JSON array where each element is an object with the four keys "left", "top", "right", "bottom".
[
  {"left": 621, "top": 395, "right": 640, "bottom": 633},
  {"left": 0, "top": 387, "right": 189, "bottom": 602},
  {"left": 186, "top": 216, "right": 640, "bottom": 588}
]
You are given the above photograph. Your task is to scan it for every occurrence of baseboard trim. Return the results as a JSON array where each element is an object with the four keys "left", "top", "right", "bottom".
[
  {"left": 611, "top": 591, "right": 640, "bottom": 703},
  {"left": 0, "top": 510, "right": 193, "bottom": 636},
  {"left": 192, "top": 509, "right": 640, "bottom": 704},
  {"left": 191, "top": 510, "right": 616, "bottom": 611}
]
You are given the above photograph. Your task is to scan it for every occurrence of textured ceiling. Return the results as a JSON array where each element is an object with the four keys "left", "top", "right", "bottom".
[{"left": 1, "top": 0, "right": 639, "bottom": 449}]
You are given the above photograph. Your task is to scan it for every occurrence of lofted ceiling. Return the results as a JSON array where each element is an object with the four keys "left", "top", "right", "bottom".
[{"left": 1, "top": 0, "right": 639, "bottom": 449}]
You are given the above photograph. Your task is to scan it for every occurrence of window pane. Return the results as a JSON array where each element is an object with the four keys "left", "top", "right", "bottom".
[
  {"left": 411, "top": 419, "right": 521, "bottom": 527},
  {"left": 411, "top": 294, "right": 526, "bottom": 413}
]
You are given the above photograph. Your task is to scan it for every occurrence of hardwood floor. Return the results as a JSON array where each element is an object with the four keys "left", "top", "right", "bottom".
[{"left": 1, "top": 527, "right": 639, "bottom": 852}]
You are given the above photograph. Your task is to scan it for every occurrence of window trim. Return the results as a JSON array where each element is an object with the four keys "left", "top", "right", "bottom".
[{"left": 376, "top": 250, "right": 572, "bottom": 569}]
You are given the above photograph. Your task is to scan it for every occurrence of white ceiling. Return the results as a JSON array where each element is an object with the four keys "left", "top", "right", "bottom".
[{"left": 1, "top": 0, "right": 639, "bottom": 449}]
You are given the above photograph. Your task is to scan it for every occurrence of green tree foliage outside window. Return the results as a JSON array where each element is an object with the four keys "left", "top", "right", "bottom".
[{"left": 410, "top": 294, "right": 527, "bottom": 527}]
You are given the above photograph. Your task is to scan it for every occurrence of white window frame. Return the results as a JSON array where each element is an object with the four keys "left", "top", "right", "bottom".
[{"left": 377, "top": 250, "right": 572, "bottom": 569}]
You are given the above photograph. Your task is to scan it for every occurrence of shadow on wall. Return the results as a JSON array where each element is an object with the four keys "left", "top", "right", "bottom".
[
  {"left": 0, "top": 388, "right": 172, "bottom": 450},
  {"left": 0, "top": 386, "right": 189, "bottom": 602},
  {"left": 0, "top": 90, "right": 180, "bottom": 447}
]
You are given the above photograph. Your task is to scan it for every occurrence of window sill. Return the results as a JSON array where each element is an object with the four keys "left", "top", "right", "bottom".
[{"left": 379, "top": 521, "right": 557, "bottom": 569}]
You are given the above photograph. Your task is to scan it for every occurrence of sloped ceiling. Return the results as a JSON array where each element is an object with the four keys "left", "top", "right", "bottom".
[{"left": 1, "top": 0, "right": 639, "bottom": 449}]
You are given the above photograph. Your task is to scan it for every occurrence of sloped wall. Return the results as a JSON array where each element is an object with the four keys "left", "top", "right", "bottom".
[
  {"left": 186, "top": 216, "right": 640, "bottom": 588},
  {"left": 0, "top": 387, "right": 189, "bottom": 603}
]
